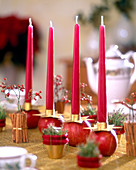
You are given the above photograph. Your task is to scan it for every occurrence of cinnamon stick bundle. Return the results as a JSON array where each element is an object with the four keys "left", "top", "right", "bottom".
[
  {"left": 124, "top": 122, "right": 136, "bottom": 156},
  {"left": 9, "top": 112, "right": 29, "bottom": 143}
]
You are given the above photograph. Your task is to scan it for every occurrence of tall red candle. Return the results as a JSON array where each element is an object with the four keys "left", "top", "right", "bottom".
[
  {"left": 98, "top": 16, "right": 107, "bottom": 122},
  {"left": 46, "top": 21, "right": 54, "bottom": 110},
  {"left": 25, "top": 18, "right": 33, "bottom": 103},
  {"left": 71, "top": 16, "right": 80, "bottom": 115}
]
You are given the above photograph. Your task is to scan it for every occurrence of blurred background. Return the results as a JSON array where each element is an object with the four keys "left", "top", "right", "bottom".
[{"left": 0, "top": 0, "right": 136, "bottom": 105}]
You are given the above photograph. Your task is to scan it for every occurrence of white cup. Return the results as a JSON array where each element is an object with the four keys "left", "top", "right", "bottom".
[{"left": 0, "top": 146, "right": 37, "bottom": 170}]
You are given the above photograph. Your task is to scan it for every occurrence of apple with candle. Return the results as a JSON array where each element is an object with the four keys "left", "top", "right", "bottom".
[
  {"left": 46, "top": 21, "right": 54, "bottom": 111},
  {"left": 24, "top": 18, "right": 40, "bottom": 129},
  {"left": 25, "top": 18, "right": 33, "bottom": 106},
  {"left": 63, "top": 16, "right": 91, "bottom": 146},
  {"left": 98, "top": 16, "right": 106, "bottom": 123},
  {"left": 95, "top": 16, "right": 117, "bottom": 156},
  {"left": 38, "top": 21, "right": 63, "bottom": 131}
]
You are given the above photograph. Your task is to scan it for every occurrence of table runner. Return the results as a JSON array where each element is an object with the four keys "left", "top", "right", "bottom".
[{"left": 0, "top": 105, "right": 136, "bottom": 170}]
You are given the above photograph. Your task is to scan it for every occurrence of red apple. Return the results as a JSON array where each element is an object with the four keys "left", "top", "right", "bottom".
[
  {"left": 94, "top": 130, "right": 117, "bottom": 156},
  {"left": 38, "top": 117, "right": 63, "bottom": 133},
  {"left": 63, "top": 121, "right": 91, "bottom": 146},
  {"left": 25, "top": 109, "right": 40, "bottom": 129}
]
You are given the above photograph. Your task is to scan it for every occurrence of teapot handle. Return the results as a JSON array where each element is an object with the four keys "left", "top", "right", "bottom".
[{"left": 130, "top": 52, "right": 136, "bottom": 84}]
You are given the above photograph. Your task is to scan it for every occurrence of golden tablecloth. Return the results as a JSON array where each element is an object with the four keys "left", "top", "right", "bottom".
[{"left": 1, "top": 106, "right": 136, "bottom": 170}]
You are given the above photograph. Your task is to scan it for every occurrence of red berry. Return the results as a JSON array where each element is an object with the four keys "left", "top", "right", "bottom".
[
  {"left": 2, "top": 85, "right": 6, "bottom": 89},
  {"left": 126, "top": 98, "right": 130, "bottom": 102}
]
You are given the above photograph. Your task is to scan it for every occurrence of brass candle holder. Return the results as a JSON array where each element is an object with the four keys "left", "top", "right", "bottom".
[
  {"left": 71, "top": 114, "right": 80, "bottom": 122},
  {"left": 97, "top": 122, "right": 107, "bottom": 131},
  {"left": 24, "top": 102, "right": 31, "bottom": 111},
  {"left": 45, "top": 109, "right": 54, "bottom": 117}
]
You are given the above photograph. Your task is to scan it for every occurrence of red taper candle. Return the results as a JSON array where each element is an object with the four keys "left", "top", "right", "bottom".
[
  {"left": 98, "top": 16, "right": 107, "bottom": 122},
  {"left": 46, "top": 21, "right": 54, "bottom": 110},
  {"left": 25, "top": 18, "right": 33, "bottom": 103},
  {"left": 71, "top": 16, "right": 80, "bottom": 115}
]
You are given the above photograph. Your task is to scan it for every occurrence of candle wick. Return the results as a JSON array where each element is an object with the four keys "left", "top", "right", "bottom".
[
  {"left": 50, "top": 20, "right": 53, "bottom": 27},
  {"left": 101, "top": 16, "right": 104, "bottom": 25},
  {"left": 76, "top": 16, "right": 78, "bottom": 24},
  {"left": 29, "top": 18, "right": 32, "bottom": 26}
]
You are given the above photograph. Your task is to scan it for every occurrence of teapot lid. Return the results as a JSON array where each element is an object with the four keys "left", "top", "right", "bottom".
[{"left": 106, "top": 45, "right": 122, "bottom": 59}]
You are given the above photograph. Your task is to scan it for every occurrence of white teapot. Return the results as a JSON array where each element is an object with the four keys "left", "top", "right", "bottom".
[{"left": 84, "top": 45, "right": 136, "bottom": 107}]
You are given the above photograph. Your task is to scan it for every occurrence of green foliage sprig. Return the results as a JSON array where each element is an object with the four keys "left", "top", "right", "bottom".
[
  {"left": 81, "top": 104, "right": 96, "bottom": 116},
  {"left": 108, "top": 108, "right": 127, "bottom": 126},
  {"left": 77, "top": 0, "right": 134, "bottom": 28},
  {"left": 114, "top": 0, "right": 134, "bottom": 19},
  {"left": 78, "top": 135, "right": 100, "bottom": 157},
  {"left": 0, "top": 106, "right": 7, "bottom": 119},
  {"left": 42, "top": 125, "right": 67, "bottom": 136}
]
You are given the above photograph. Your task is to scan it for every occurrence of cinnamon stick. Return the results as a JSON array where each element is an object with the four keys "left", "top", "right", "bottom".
[
  {"left": 16, "top": 113, "right": 20, "bottom": 143},
  {"left": 22, "top": 113, "right": 28, "bottom": 143},
  {"left": 12, "top": 113, "right": 16, "bottom": 142},
  {"left": 134, "top": 123, "right": 136, "bottom": 146},
  {"left": 124, "top": 123, "right": 130, "bottom": 155},
  {"left": 131, "top": 123, "right": 136, "bottom": 156},
  {"left": 9, "top": 114, "right": 14, "bottom": 142},
  {"left": 19, "top": 113, "right": 23, "bottom": 143},
  {"left": 128, "top": 123, "right": 133, "bottom": 156},
  {"left": 24, "top": 113, "right": 29, "bottom": 142},
  {"left": 22, "top": 112, "right": 24, "bottom": 142},
  {"left": 22, "top": 113, "right": 26, "bottom": 142},
  {"left": 133, "top": 123, "right": 136, "bottom": 156}
]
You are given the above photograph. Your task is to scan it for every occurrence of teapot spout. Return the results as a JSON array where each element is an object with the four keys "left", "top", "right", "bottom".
[{"left": 83, "top": 58, "right": 98, "bottom": 94}]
